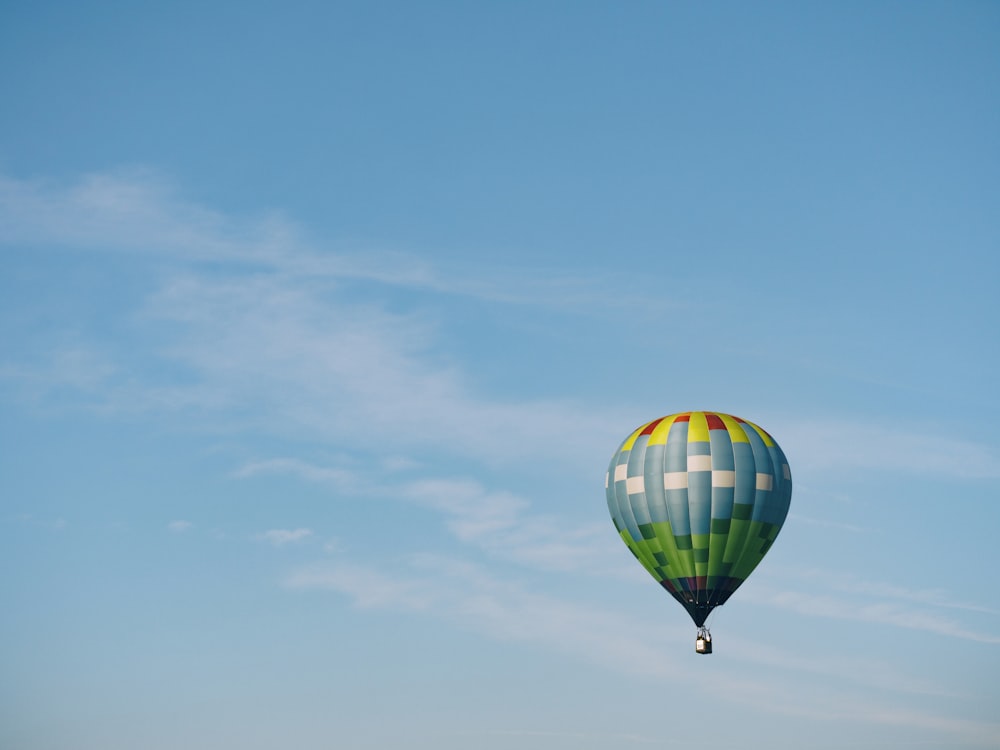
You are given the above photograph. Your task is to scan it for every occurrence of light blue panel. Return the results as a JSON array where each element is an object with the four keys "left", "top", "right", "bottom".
[
  {"left": 712, "top": 485, "right": 735, "bottom": 521},
  {"left": 605, "top": 451, "right": 626, "bottom": 527},
  {"left": 664, "top": 421, "right": 688, "bottom": 472},
  {"left": 626, "top": 435, "right": 653, "bottom": 526},
  {"left": 608, "top": 450, "right": 642, "bottom": 542},
  {"left": 743, "top": 425, "right": 776, "bottom": 522},
  {"left": 687, "top": 470, "right": 712, "bottom": 536},
  {"left": 642, "top": 443, "right": 670, "bottom": 523},
  {"left": 605, "top": 454, "right": 620, "bottom": 527},
  {"left": 665, "top": 488, "right": 691, "bottom": 535},
  {"left": 761, "top": 443, "right": 792, "bottom": 525},
  {"left": 687, "top": 428, "right": 713, "bottom": 536},
  {"left": 732, "top": 442, "right": 757, "bottom": 507},
  {"left": 708, "top": 429, "right": 735, "bottom": 470},
  {"left": 662, "top": 420, "right": 692, "bottom": 535},
  {"left": 614, "top": 478, "right": 643, "bottom": 541},
  {"left": 709, "top": 428, "right": 735, "bottom": 520},
  {"left": 722, "top": 438, "right": 756, "bottom": 565},
  {"left": 687, "top": 440, "right": 711, "bottom": 456}
]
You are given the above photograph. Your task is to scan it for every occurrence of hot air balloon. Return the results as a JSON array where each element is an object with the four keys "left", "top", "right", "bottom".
[{"left": 606, "top": 411, "right": 791, "bottom": 653}]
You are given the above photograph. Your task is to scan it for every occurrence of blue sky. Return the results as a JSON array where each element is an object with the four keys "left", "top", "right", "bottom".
[{"left": 1, "top": 2, "right": 998, "bottom": 748}]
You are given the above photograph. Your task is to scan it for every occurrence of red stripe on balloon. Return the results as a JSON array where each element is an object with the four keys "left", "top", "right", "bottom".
[
  {"left": 705, "top": 414, "right": 726, "bottom": 430},
  {"left": 639, "top": 417, "right": 664, "bottom": 436}
]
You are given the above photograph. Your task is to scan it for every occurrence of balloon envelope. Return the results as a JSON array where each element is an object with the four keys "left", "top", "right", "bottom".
[{"left": 606, "top": 411, "right": 792, "bottom": 626}]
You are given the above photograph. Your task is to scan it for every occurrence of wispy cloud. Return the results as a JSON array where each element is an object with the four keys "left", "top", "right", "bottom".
[
  {"left": 760, "top": 587, "right": 1000, "bottom": 643},
  {"left": 234, "top": 456, "right": 628, "bottom": 577},
  {"left": 400, "top": 478, "right": 526, "bottom": 542},
  {"left": 233, "top": 458, "right": 357, "bottom": 488},
  {"left": 285, "top": 554, "right": 679, "bottom": 679},
  {"left": 167, "top": 520, "right": 192, "bottom": 532},
  {"left": 0, "top": 170, "right": 296, "bottom": 264},
  {"left": 481, "top": 729, "right": 658, "bottom": 745},
  {"left": 0, "top": 170, "right": 651, "bottom": 310},
  {"left": 6, "top": 275, "right": 624, "bottom": 472},
  {"left": 774, "top": 568, "right": 1000, "bottom": 616},
  {"left": 772, "top": 417, "right": 1000, "bottom": 479},
  {"left": 255, "top": 528, "right": 314, "bottom": 546},
  {"left": 722, "top": 636, "right": 958, "bottom": 697},
  {"left": 399, "top": 477, "right": 626, "bottom": 574},
  {"left": 755, "top": 568, "right": 1000, "bottom": 644},
  {"left": 4, "top": 170, "right": 997, "bottom": 483},
  {"left": 0, "top": 347, "right": 118, "bottom": 391},
  {"left": 285, "top": 562, "right": 439, "bottom": 611},
  {"left": 138, "top": 270, "right": 624, "bottom": 469},
  {"left": 3, "top": 221, "right": 625, "bottom": 469},
  {"left": 787, "top": 513, "right": 870, "bottom": 534},
  {"left": 285, "top": 554, "right": 1000, "bottom": 742},
  {"left": 9, "top": 513, "right": 70, "bottom": 531}
]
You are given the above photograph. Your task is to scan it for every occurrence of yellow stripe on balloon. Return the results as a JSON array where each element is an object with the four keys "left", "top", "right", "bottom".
[
  {"left": 620, "top": 423, "right": 650, "bottom": 452},
  {"left": 687, "top": 411, "right": 710, "bottom": 443},
  {"left": 647, "top": 414, "right": 682, "bottom": 446},
  {"left": 720, "top": 413, "right": 751, "bottom": 443},
  {"left": 744, "top": 420, "right": 776, "bottom": 447}
]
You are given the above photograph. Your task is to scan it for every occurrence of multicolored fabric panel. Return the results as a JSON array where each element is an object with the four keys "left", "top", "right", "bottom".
[{"left": 606, "top": 411, "right": 792, "bottom": 627}]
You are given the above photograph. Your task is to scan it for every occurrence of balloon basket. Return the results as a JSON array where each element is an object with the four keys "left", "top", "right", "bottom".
[{"left": 695, "top": 627, "right": 712, "bottom": 654}]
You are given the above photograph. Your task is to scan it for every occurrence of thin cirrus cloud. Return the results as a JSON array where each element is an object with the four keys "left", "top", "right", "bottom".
[
  {"left": 400, "top": 477, "right": 528, "bottom": 542},
  {"left": 752, "top": 585, "right": 1000, "bottom": 644},
  {"left": 484, "top": 730, "right": 657, "bottom": 746},
  {"left": 5, "top": 263, "right": 623, "bottom": 469},
  {"left": 0, "top": 170, "right": 299, "bottom": 263},
  {"left": 255, "top": 528, "right": 314, "bottom": 546},
  {"left": 772, "top": 417, "right": 1000, "bottom": 480},
  {"left": 397, "top": 477, "right": 620, "bottom": 574},
  {"left": 233, "top": 457, "right": 358, "bottom": 488},
  {"left": 754, "top": 567, "right": 1000, "bottom": 643},
  {"left": 142, "top": 269, "right": 999, "bottom": 480},
  {"left": 234, "top": 456, "right": 626, "bottom": 577},
  {"left": 722, "top": 637, "right": 958, "bottom": 698},
  {"left": 285, "top": 553, "right": 681, "bottom": 680},
  {"left": 792, "top": 568, "right": 1000, "bottom": 616},
  {"left": 786, "top": 513, "right": 870, "bottom": 534},
  {"left": 0, "top": 170, "right": 645, "bottom": 311},
  {"left": 2, "top": 169, "right": 996, "bottom": 481},
  {"left": 284, "top": 554, "right": 999, "bottom": 742},
  {"left": 140, "top": 270, "right": 626, "bottom": 469}
]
